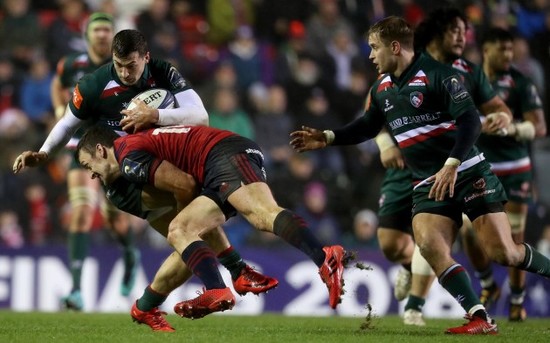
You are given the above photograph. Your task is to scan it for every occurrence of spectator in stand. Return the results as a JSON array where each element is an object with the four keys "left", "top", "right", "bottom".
[
  {"left": 283, "top": 52, "right": 333, "bottom": 117},
  {"left": 19, "top": 55, "right": 54, "bottom": 134},
  {"left": 254, "top": 0, "right": 313, "bottom": 46},
  {"left": 172, "top": 0, "right": 215, "bottom": 84},
  {"left": 209, "top": 86, "right": 255, "bottom": 139},
  {"left": 218, "top": 25, "right": 276, "bottom": 106},
  {"left": 0, "top": 0, "right": 43, "bottom": 71},
  {"left": 296, "top": 87, "right": 345, "bottom": 175},
  {"left": 513, "top": 36, "right": 545, "bottom": 96},
  {"left": 274, "top": 20, "right": 309, "bottom": 86},
  {"left": 196, "top": 61, "right": 240, "bottom": 112},
  {"left": 305, "top": 0, "right": 357, "bottom": 59},
  {"left": 206, "top": 0, "right": 256, "bottom": 46},
  {"left": 45, "top": 0, "right": 89, "bottom": 69},
  {"left": 268, "top": 152, "right": 317, "bottom": 212},
  {"left": 343, "top": 208, "right": 379, "bottom": 250},
  {"left": 0, "top": 55, "right": 23, "bottom": 113},
  {"left": 0, "top": 210, "right": 25, "bottom": 248},
  {"left": 135, "top": 0, "right": 178, "bottom": 50},
  {"left": 252, "top": 84, "right": 294, "bottom": 170},
  {"left": 318, "top": 26, "right": 365, "bottom": 93},
  {"left": 295, "top": 181, "right": 342, "bottom": 246}
]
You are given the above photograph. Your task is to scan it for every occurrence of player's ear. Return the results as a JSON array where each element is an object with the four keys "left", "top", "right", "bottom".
[
  {"left": 144, "top": 51, "right": 150, "bottom": 63},
  {"left": 391, "top": 40, "right": 400, "bottom": 54},
  {"left": 96, "top": 144, "right": 106, "bottom": 158}
]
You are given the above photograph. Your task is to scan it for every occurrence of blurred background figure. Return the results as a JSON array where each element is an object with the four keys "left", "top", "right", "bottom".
[
  {"left": 209, "top": 86, "right": 254, "bottom": 139},
  {"left": 513, "top": 36, "right": 545, "bottom": 96},
  {"left": 218, "top": 25, "right": 276, "bottom": 110},
  {"left": 0, "top": 0, "right": 43, "bottom": 71},
  {"left": 206, "top": 0, "right": 255, "bottom": 47},
  {"left": 343, "top": 208, "right": 379, "bottom": 250},
  {"left": 305, "top": 0, "right": 356, "bottom": 59},
  {"left": 19, "top": 54, "right": 54, "bottom": 135},
  {"left": 0, "top": 210, "right": 25, "bottom": 248},
  {"left": 45, "top": 0, "right": 88, "bottom": 69},
  {"left": 295, "top": 181, "right": 342, "bottom": 246},
  {"left": 251, "top": 84, "right": 294, "bottom": 170}
]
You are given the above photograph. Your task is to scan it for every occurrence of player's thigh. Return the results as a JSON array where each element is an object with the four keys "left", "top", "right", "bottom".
[
  {"left": 228, "top": 182, "right": 281, "bottom": 230},
  {"left": 171, "top": 195, "right": 227, "bottom": 235},
  {"left": 412, "top": 212, "right": 457, "bottom": 253}
]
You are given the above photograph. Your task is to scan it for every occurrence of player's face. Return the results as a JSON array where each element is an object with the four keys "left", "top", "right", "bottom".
[
  {"left": 441, "top": 18, "right": 466, "bottom": 60},
  {"left": 485, "top": 40, "right": 514, "bottom": 72},
  {"left": 88, "top": 23, "right": 114, "bottom": 58},
  {"left": 113, "top": 51, "right": 150, "bottom": 86},
  {"left": 368, "top": 33, "right": 397, "bottom": 74},
  {"left": 78, "top": 149, "right": 116, "bottom": 186}
]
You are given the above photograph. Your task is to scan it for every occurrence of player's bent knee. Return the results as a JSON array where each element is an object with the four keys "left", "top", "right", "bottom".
[{"left": 412, "top": 245, "right": 435, "bottom": 275}]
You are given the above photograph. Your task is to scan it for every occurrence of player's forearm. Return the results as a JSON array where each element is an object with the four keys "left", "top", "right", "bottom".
[
  {"left": 39, "top": 111, "right": 81, "bottom": 157},
  {"left": 450, "top": 107, "right": 481, "bottom": 161},
  {"left": 331, "top": 116, "right": 382, "bottom": 145},
  {"left": 158, "top": 90, "right": 208, "bottom": 126}
]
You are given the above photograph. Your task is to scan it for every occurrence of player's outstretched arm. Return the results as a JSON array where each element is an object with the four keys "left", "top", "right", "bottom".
[
  {"left": 12, "top": 151, "right": 49, "bottom": 174},
  {"left": 289, "top": 126, "right": 329, "bottom": 152}
]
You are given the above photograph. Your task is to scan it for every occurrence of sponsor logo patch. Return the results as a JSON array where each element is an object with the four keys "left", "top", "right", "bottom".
[
  {"left": 443, "top": 75, "right": 470, "bottom": 103},
  {"left": 473, "top": 178, "right": 486, "bottom": 190},
  {"left": 168, "top": 66, "right": 186, "bottom": 89},
  {"left": 122, "top": 158, "right": 146, "bottom": 182}
]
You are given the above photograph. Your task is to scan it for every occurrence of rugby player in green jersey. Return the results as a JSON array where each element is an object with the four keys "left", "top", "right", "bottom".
[
  {"left": 13, "top": 29, "right": 277, "bottom": 331},
  {"left": 291, "top": 16, "right": 550, "bottom": 335},
  {"left": 363, "top": 8, "right": 512, "bottom": 327},
  {"left": 49, "top": 12, "right": 141, "bottom": 311},
  {"left": 472, "top": 27, "right": 546, "bottom": 321},
  {"left": 387, "top": 7, "right": 514, "bottom": 326}
]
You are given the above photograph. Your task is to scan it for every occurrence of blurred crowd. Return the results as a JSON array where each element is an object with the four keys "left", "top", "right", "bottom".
[{"left": 1, "top": 0, "right": 550, "bottom": 254}]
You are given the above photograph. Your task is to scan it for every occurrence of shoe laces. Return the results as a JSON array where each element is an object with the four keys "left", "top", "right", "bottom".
[
  {"left": 240, "top": 266, "right": 264, "bottom": 282},
  {"left": 147, "top": 308, "right": 171, "bottom": 329}
]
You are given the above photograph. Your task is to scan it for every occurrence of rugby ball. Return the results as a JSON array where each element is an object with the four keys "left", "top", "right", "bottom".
[{"left": 126, "top": 88, "right": 176, "bottom": 110}]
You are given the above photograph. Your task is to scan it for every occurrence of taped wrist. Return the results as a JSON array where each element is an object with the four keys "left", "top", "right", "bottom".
[
  {"left": 444, "top": 157, "right": 461, "bottom": 167},
  {"left": 513, "top": 121, "right": 536, "bottom": 141},
  {"left": 323, "top": 130, "right": 335, "bottom": 145},
  {"left": 374, "top": 132, "right": 396, "bottom": 152}
]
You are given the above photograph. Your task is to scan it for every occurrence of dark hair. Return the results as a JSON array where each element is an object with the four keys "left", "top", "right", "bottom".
[
  {"left": 481, "top": 27, "right": 514, "bottom": 46},
  {"left": 367, "top": 16, "right": 414, "bottom": 49},
  {"left": 112, "top": 29, "right": 148, "bottom": 58},
  {"left": 75, "top": 126, "right": 119, "bottom": 163},
  {"left": 414, "top": 7, "right": 468, "bottom": 51}
]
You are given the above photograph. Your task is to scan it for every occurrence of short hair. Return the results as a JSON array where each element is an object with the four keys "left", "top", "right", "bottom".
[
  {"left": 367, "top": 16, "right": 414, "bottom": 49},
  {"left": 112, "top": 29, "right": 148, "bottom": 58},
  {"left": 481, "top": 27, "right": 514, "bottom": 46},
  {"left": 75, "top": 126, "right": 119, "bottom": 162},
  {"left": 414, "top": 7, "right": 468, "bottom": 51}
]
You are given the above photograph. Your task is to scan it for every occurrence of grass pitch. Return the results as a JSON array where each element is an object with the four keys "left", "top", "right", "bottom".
[{"left": 0, "top": 311, "right": 549, "bottom": 343}]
